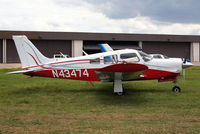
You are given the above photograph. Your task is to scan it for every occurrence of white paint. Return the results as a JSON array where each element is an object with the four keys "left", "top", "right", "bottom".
[
  {"left": 52, "top": 69, "right": 89, "bottom": 78},
  {"left": 139, "top": 41, "right": 143, "bottom": 49},
  {"left": 190, "top": 42, "right": 200, "bottom": 62},
  {"left": 13, "top": 35, "right": 54, "bottom": 68},
  {"left": 114, "top": 72, "right": 123, "bottom": 93},
  {"left": 52, "top": 70, "right": 58, "bottom": 77},
  {"left": 72, "top": 40, "right": 83, "bottom": 57},
  {"left": 3, "top": 39, "right": 6, "bottom": 63}
]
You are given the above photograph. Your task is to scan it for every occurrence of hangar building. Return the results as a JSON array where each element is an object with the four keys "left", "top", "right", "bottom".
[{"left": 0, "top": 31, "right": 200, "bottom": 63}]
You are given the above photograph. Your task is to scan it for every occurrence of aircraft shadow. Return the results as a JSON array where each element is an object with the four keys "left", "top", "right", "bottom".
[{"left": 10, "top": 84, "right": 170, "bottom": 106}]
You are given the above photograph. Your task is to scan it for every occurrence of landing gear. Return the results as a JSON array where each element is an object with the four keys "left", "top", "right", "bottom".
[
  {"left": 113, "top": 72, "right": 124, "bottom": 96},
  {"left": 114, "top": 92, "right": 124, "bottom": 96},
  {"left": 172, "top": 81, "right": 181, "bottom": 92},
  {"left": 172, "top": 86, "right": 181, "bottom": 92}
]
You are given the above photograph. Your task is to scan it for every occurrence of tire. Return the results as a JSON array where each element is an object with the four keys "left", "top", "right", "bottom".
[
  {"left": 114, "top": 92, "right": 124, "bottom": 96},
  {"left": 172, "top": 86, "right": 181, "bottom": 92}
]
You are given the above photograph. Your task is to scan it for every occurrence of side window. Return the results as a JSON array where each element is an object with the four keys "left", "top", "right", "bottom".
[
  {"left": 90, "top": 58, "right": 100, "bottom": 64},
  {"left": 153, "top": 55, "right": 162, "bottom": 59},
  {"left": 104, "top": 55, "right": 118, "bottom": 64},
  {"left": 120, "top": 53, "right": 139, "bottom": 62}
]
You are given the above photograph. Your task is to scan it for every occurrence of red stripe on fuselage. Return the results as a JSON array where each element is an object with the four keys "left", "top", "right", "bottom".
[{"left": 22, "top": 59, "right": 91, "bottom": 70}]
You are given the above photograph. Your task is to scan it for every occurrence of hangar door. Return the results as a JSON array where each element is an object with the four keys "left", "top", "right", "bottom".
[
  {"left": 6, "top": 39, "right": 72, "bottom": 63},
  {"left": 142, "top": 42, "right": 190, "bottom": 59},
  {"left": 0, "top": 39, "right": 2, "bottom": 63},
  {"left": 83, "top": 41, "right": 139, "bottom": 54}
]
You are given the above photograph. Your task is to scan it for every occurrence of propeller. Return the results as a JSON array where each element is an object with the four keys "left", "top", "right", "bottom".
[{"left": 182, "top": 58, "right": 193, "bottom": 80}]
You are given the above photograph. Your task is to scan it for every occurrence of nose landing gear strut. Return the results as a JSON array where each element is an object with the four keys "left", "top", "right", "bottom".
[{"left": 172, "top": 81, "right": 181, "bottom": 92}]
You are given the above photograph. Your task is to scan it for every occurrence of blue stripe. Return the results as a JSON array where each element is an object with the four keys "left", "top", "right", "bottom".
[
  {"left": 98, "top": 44, "right": 107, "bottom": 52},
  {"left": 98, "top": 44, "right": 112, "bottom": 62}
]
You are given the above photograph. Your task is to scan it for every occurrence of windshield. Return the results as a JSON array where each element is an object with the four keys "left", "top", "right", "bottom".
[
  {"left": 139, "top": 51, "right": 152, "bottom": 62},
  {"left": 163, "top": 55, "right": 169, "bottom": 59}
]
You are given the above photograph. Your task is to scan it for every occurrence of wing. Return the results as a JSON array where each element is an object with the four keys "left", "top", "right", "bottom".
[{"left": 95, "top": 63, "right": 148, "bottom": 81}]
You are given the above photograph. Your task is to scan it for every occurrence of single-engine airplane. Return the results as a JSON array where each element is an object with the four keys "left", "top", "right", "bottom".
[{"left": 9, "top": 35, "right": 192, "bottom": 95}]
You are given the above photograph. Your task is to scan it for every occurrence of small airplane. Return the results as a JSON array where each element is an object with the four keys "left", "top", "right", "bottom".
[{"left": 9, "top": 35, "right": 193, "bottom": 95}]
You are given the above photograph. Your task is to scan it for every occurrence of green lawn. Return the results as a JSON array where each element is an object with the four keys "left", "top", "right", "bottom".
[{"left": 0, "top": 67, "right": 200, "bottom": 134}]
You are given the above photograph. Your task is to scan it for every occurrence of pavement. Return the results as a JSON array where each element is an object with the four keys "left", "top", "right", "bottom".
[
  {"left": 192, "top": 62, "right": 200, "bottom": 66},
  {"left": 0, "top": 62, "right": 200, "bottom": 69},
  {"left": 0, "top": 64, "right": 21, "bottom": 69}
]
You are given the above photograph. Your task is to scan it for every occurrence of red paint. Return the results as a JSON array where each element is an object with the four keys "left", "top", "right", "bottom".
[
  {"left": 97, "top": 63, "right": 148, "bottom": 72},
  {"left": 23, "top": 59, "right": 91, "bottom": 70},
  {"left": 23, "top": 54, "right": 179, "bottom": 82},
  {"left": 89, "top": 81, "right": 95, "bottom": 87},
  {"left": 29, "top": 69, "right": 99, "bottom": 81},
  {"left": 27, "top": 53, "right": 39, "bottom": 66},
  {"left": 141, "top": 69, "right": 179, "bottom": 80}
]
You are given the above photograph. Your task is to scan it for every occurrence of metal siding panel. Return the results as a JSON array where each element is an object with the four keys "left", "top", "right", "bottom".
[
  {"left": 6, "top": 39, "right": 20, "bottom": 63},
  {"left": 6, "top": 39, "right": 72, "bottom": 63},
  {"left": 1, "top": 31, "right": 200, "bottom": 42},
  {"left": 199, "top": 42, "right": 200, "bottom": 61},
  {"left": 142, "top": 42, "right": 190, "bottom": 59},
  {"left": 0, "top": 39, "right": 2, "bottom": 63},
  {"left": 32, "top": 40, "right": 72, "bottom": 58}
]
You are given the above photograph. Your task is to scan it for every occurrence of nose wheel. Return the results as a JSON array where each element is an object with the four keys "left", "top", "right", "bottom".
[
  {"left": 172, "top": 81, "right": 181, "bottom": 92},
  {"left": 172, "top": 86, "right": 181, "bottom": 92}
]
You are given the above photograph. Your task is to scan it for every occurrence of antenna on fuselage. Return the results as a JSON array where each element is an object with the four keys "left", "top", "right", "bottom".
[
  {"left": 81, "top": 49, "right": 88, "bottom": 55},
  {"left": 59, "top": 52, "right": 67, "bottom": 58}
]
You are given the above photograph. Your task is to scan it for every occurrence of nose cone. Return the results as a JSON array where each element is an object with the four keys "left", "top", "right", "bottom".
[{"left": 183, "top": 62, "right": 193, "bottom": 69}]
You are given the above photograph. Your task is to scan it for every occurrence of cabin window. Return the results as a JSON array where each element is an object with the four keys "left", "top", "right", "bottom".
[
  {"left": 104, "top": 55, "right": 118, "bottom": 64},
  {"left": 163, "top": 55, "right": 169, "bottom": 59},
  {"left": 90, "top": 58, "right": 100, "bottom": 64},
  {"left": 120, "top": 53, "right": 139, "bottom": 62},
  {"left": 153, "top": 55, "right": 162, "bottom": 59},
  {"left": 138, "top": 52, "right": 152, "bottom": 62}
]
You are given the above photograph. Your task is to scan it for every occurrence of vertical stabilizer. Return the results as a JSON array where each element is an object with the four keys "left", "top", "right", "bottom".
[
  {"left": 98, "top": 43, "right": 113, "bottom": 52},
  {"left": 13, "top": 35, "right": 53, "bottom": 68}
]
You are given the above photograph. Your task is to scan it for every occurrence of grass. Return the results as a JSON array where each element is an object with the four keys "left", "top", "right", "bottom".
[{"left": 0, "top": 67, "right": 200, "bottom": 134}]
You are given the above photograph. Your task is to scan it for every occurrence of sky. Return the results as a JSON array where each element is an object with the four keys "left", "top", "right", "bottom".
[{"left": 0, "top": 0, "right": 200, "bottom": 34}]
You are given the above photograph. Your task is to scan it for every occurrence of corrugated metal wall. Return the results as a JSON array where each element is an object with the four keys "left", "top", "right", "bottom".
[
  {"left": 142, "top": 42, "right": 190, "bottom": 59},
  {"left": 83, "top": 41, "right": 139, "bottom": 54},
  {"left": 0, "top": 39, "right": 2, "bottom": 63},
  {"left": 6, "top": 39, "right": 20, "bottom": 63},
  {"left": 32, "top": 40, "right": 72, "bottom": 58},
  {"left": 6, "top": 39, "right": 72, "bottom": 63}
]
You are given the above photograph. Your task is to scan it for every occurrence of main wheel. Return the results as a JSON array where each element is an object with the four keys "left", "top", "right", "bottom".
[
  {"left": 114, "top": 92, "right": 124, "bottom": 96},
  {"left": 172, "top": 86, "right": 181, "bottom": 92}
]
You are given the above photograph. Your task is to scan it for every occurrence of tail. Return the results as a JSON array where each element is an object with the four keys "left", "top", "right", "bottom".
[
  {"left": 98, "top": 43, "right": 113, "bottom": 52},
  {"left": 13, "top": 35, "right": 53, "bottom": 69}
]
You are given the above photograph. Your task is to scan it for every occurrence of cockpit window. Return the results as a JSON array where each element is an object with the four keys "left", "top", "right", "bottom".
[
  {"left": 139, "top": 51, "right": 152, "bottom": 62},
  {"left": 163, "top": 55, "right": 169, "bottom": 59},
  {"left": 120, "top": 53, "right": 139, "bottom": 62}
]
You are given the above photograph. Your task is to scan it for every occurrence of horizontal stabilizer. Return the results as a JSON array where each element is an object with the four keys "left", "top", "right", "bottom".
[{"left": 7, "top": 70, "right": 35, "bottom": 74}]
